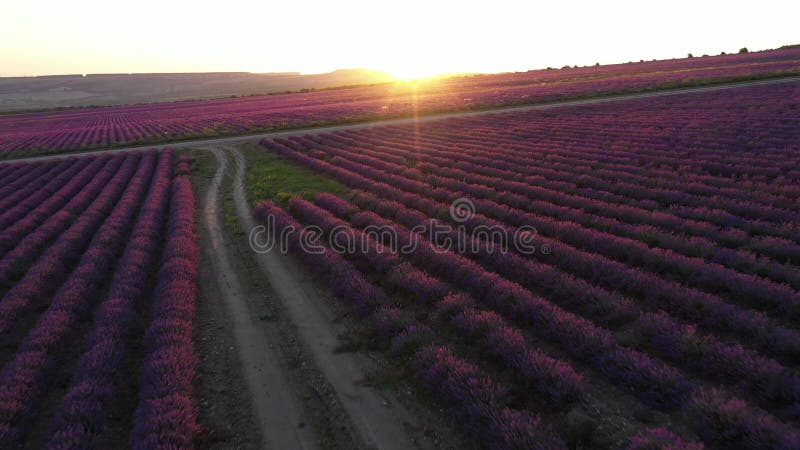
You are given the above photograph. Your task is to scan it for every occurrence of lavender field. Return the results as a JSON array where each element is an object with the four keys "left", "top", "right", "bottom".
[
  {"left": 254, "top": 81, "right": 800, "bottom": 448},
  {"left": 0, "top": 150, "right": 198, "bottom": 448},
  {"left": 1, "top": 49, "right": 798, "bottom": 158},
  {"left": 5, "top": 0, "right": 800, "bottom": 446}
]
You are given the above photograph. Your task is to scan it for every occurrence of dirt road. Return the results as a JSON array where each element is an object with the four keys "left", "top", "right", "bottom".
[{"left": 201, "top": 147, "right": 319, "bottom": 449}]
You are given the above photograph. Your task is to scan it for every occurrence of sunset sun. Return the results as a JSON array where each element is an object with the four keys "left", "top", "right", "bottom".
[{"left": 387, "top": 65, "right": 443, "bottom": 81}]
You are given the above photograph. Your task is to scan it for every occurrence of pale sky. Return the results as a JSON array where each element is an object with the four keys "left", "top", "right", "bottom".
[{"left": 1, "top": 0, "right": 797, "bottom": 78}]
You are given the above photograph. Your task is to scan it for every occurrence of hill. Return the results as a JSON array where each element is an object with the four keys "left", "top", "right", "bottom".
[{"left": 0, "top": 69, "right": 395, "bottom": 112}]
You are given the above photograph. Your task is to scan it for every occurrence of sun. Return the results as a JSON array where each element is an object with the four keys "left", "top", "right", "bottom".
[{"left": 386, "top": 65, "right": 444, "bottom": 81}]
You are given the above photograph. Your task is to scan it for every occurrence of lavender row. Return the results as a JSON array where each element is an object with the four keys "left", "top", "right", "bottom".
[
  {"left": 174, "top": 154, "right": 192, "bottom": 176},
  {"left": 443, "top": 296, "right": 587, "bottom": 407},
  {"left": 412, "top": 345, "right": 566, "bottom": 449},
  {"left": 626, "top": 428, "right": 703, "bottom": 450},
  {"left": 0, "top": 150, "right": 158, "bottom": 446},
  {"left": 46, "top": 150, "right": 172, "bottom": 448},
  {"left": 687, "top": 389, "right": 800, "bottom": 449},
  {"left": 130, "top": 167, "right": 200, "bottom": 449}
]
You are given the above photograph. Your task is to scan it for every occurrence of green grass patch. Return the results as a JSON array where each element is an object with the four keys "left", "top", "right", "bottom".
[
  {"left": 179, "top": 147, "right": 214, "bottom": 179},
  {"left": 241, "top": 143, "right": 348, "bottom": 207}
]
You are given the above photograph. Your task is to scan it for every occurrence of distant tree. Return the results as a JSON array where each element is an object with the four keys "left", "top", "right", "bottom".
[
  {"left": 702, "top": 54, "right": 709, "bottom": 57},
  {"left": 687, "top": 53, "right": 694, "bottom": 58},
  {"left": 720, "top": 51, "right": 727, "bottom": 55},
  {"left": 739, "top": 47, "right": 749, "bottom": 54},
  {"left": 561, "top": 65, "right": 571, "bottom": 69},
  {"left": 595, "top": 62, "right": 600, "bottom": 67}
]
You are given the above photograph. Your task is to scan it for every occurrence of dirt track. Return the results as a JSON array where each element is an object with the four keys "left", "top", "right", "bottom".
[{"left": 201, "top": 147, "right": 319, "bottom": 449}]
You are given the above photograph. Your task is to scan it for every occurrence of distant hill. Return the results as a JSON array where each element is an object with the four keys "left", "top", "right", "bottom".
[{"left": 0, "top": 69, "right": 395, "bottom": 112}]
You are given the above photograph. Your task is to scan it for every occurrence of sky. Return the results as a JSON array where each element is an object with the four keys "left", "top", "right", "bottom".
[{"left": 1, "top": 0, "right": 797, "bottom": 78}]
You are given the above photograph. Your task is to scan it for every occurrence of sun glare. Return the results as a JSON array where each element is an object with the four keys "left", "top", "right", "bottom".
[{"left": 387, "top": 66, "right": 445, "bottom": 81}]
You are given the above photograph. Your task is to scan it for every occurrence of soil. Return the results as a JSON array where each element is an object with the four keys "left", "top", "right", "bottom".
[
  {"left": 194, "top": 246, "right": 264, "bottom": 449},
  {"left": 193, "top": 152, "right": 264, "bottom": 449}
]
